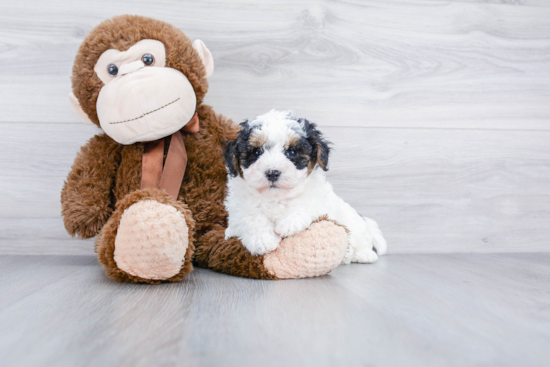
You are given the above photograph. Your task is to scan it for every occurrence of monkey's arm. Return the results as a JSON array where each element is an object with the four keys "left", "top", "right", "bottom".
[
  {"left": 61, "top": 133, "right": 122, "bottom": 239},
  {"left": 195, "top": 218, "right": 349, "bottom": 280}
]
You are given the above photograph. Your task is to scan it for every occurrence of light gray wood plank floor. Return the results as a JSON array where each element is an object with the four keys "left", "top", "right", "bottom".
[{"left": 1, "top": 253, "right": 549, "bottom": 367}]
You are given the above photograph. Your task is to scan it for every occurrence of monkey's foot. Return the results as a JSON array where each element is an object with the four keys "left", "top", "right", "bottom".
[
  {"left": 114, "top": 200, "right": 189, "bottom": 279},
  {"left": 96, "top": 189, "right": 195, "bottom": 284},
  {"left": 263, "top": 217, "right": 349, "bottom": 279}
]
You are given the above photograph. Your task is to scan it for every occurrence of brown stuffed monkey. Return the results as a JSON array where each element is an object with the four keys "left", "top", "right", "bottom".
[{"left": 61, "top": 15, "right": 348, "bottom": 284}]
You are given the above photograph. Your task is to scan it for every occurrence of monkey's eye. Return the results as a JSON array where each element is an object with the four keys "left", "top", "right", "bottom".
[
  {"left": 142, "top": 54, "right": 155, "bottom": 66},
  {"left": 286, "top": 149, "right": 297, "bottom": 157},
  {"left": 107, "top": 64, "right": 118, "bottom": 76}
]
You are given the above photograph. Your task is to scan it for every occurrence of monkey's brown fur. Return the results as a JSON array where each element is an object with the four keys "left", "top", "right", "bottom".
[
  {"left": 62, "top": 15, "right": 348, "bottom": 283},
  {"left": 194, "top": 225, "right": 277, "bottom": 280}
]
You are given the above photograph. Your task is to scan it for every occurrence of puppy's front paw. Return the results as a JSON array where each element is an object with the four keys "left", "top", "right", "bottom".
[
  {"left": 242, "top": 231, "right": 281, "bottom": 256},
  {"left": 275, "top": 212, "right": 313, "bottom": 238}
]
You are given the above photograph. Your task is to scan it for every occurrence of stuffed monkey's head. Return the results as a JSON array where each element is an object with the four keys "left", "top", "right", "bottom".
[{"left": 70, "top": 15, "right": 214, "bottom": 144}]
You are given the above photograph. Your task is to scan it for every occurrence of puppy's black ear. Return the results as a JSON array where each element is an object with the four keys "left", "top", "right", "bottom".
[
  {"left": 300, "top": 118, "right": 331, "bottom": 171},
  {"left": 223, "top": 120, "right": 249, "bottom": 177},
  {"left": 223, "top": 139, "right": 241, "bottom": 177}
]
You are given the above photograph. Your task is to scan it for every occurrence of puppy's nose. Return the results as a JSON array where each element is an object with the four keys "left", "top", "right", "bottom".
[{"left": 265, "top": 170, "right": 281, "bottom": 183}]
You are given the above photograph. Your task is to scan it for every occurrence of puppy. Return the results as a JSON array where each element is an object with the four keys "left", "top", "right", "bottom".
[{"left": 223, "top": 110, "right": 386, "bottom": 264}]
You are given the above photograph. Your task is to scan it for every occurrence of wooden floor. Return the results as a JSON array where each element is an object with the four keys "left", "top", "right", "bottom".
[{"left": 1, "top": 254, "right": 549, "bottom": 367}]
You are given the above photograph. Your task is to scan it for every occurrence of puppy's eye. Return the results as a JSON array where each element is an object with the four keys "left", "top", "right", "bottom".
[
  {"left": 142, "top": 53, "right": 155, "bottom": 66},
  {"left": 107, "top": 64, "right": 118, "bottom": 76},
  {"left": 253, "top": 148, "right": 262, "bottom": 157},
  {"left": 286, "top": 149, "right": 297, "bottom": 157}
]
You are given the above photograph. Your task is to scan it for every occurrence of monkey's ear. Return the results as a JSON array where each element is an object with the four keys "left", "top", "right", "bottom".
[
  {"left": 69, "top": 92, "right": 95, "bottom": 125},
  {"left": 192, "top": 39, "right": 214, "bottom": 78}
]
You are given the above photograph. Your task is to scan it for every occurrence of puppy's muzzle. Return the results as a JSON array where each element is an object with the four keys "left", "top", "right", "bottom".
[{"left": 265, "top": 170, "right": 281, "bottom": 183}]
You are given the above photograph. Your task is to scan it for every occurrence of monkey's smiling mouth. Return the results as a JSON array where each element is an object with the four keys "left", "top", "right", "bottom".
[{"left": 108, "top": 97, "right": 180, "bottom": 125}]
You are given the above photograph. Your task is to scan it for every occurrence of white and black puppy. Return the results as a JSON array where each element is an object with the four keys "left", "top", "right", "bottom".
[{"left": 223, "top": 110, "right": 386, "bottom": 264}]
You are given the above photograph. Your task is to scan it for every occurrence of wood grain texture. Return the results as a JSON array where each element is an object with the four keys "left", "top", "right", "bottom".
[
  {"left": 327, "top": 127, "right": 550, "bottom": 253},
  {"left": 0, "top": 0, "right": 549, "bottom": 128},
  {"left": 0, "top": 254, "right": 549, "bottom": 367},
  {"left": 453, "top": 0, "right": 550, "bottom": 7},
  {"left": 1, "top": 123, "right": 549, "bottom": 255},
  {"left": 0, "top": 255, "right": 95, "bottom": 309},
  {"left": 1, "top": 0, "right": 549, "bottom": 255}
]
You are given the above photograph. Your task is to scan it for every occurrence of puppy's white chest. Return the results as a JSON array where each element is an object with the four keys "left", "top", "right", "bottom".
[{"left": 258, "top": 200, "right": 289, "bottom": 222}]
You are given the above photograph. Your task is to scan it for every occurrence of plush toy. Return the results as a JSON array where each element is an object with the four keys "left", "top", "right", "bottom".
[{"left": 61, "top": 15, "right": 349, "bottom": 284}]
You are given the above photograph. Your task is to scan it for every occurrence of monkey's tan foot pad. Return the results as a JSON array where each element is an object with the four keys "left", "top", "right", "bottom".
[
  {"left": 113, "top": 200, "right": 189, "bottom": 280},
  {"left": 96, "top": 189, "right": 195, "bottom": 284},
  {"left": 264, "top": 218, "right": 349, "bottom": 279}
]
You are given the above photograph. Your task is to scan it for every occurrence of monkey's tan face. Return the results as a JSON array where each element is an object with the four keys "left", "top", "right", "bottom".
[{"left": 93, "top": 40, "right": 197, "bottom": 144}]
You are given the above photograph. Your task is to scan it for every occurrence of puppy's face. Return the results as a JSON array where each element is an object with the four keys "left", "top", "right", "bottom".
[{"left": 224, "top": 110, "right": 330, "bottom": 196}]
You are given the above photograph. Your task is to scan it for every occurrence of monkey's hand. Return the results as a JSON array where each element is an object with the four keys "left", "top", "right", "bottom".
[{"left": 61, "top": 133, "right": 121, "bottom": 239}]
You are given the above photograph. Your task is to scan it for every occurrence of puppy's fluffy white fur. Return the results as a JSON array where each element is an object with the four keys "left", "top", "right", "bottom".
[{"left": 224, "top": 110, "right": 386, "bottom": 263}]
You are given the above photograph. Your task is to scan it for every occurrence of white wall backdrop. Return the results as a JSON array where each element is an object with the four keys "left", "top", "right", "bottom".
[{"left": 1, "top": 0, "right": 549, "bottom": 255}]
